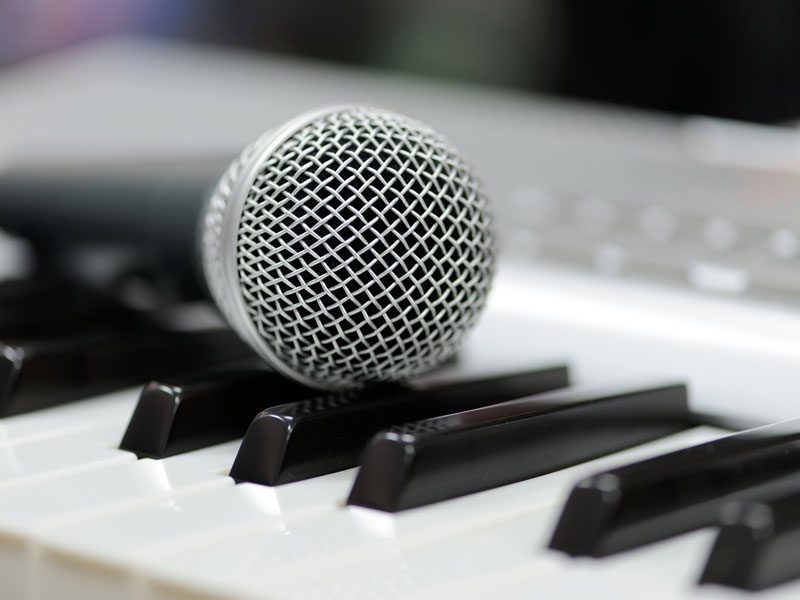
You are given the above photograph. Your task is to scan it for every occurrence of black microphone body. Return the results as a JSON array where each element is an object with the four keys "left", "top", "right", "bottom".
[{"left": 0, "top": 156, "right": 231, "bottom": 297}]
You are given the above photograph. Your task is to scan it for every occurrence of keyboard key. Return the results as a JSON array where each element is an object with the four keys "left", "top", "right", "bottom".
[
  {"left": 38, "top": 484, "right": 285, "bottom": 551},
  {"left": 119, "top": 364, "right": 313, "bottom": 458},
  {"left": 348, "top": 382, "right": 689, "bottom": 512},
  {"left": 230, "top": 365, "right": 569, "bottom": 486},
  {"left": 549, "top": 418, "right": 800, "bottom": 557},
  {"left": 274, "top": 509, "right": 556, "bottom": 600},
  {"left": 0, "top": 388, "right": 137, "bottom": 446},
  {"left": 700, "top": 490, "right": 800, "bottom": 590},
  {"left": 0, "top": 429, "right": 134, "bottom": 489},
  {"left": 0, "top": 441, "right": 239, "bottom": 596},
  {"left": 0, "top": 329, "right": 256, "bottom": 415},
  {"left": 436, "top": 529, "right": 718, "bottom": 600},
  {"left": 35, "top": 477, "right": 351, "bottom": 599},
  {"left": 0, "top": 440, "right": 239, "bottom": 535}
]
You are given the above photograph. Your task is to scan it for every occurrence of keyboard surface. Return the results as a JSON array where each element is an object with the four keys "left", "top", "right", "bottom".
[{"left": 0, "top": 265, "right": 792, "bottom": 599}]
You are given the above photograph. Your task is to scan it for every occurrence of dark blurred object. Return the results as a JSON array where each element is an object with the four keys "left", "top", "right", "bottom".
[
  {"left": 1, "top": 0, "right": 798, "bottom": 123},
  {"left": 557, "top": 0, "right": 800, "bottom": 123},
  {"left": 0, "top": 0, "right": 373, "bottom": 66}
]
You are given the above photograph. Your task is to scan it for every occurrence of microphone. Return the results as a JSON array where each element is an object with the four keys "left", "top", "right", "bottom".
[{"left": 0, "top": 106, "right": 496, "bottom": 390}]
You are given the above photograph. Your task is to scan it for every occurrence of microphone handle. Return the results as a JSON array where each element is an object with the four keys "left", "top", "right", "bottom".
[{"left": 0, "top": 156, "right": 233, "bottom": 298}]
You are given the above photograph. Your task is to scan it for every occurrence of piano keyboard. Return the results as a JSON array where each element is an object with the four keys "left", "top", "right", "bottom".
[
  {"left": 4, "top": 35, "right": 800, "bottom": 599},
  {"left": 2, "top": 259, "right": 800, "bottom": 600}
]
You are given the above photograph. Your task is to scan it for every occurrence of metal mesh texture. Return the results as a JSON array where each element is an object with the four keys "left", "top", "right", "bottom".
[
  {"left": 200, "top": 131, "right": 272, "bottom": 328},
  {"left": 204, "top": 106, "right": 495, "bottom": 388}
]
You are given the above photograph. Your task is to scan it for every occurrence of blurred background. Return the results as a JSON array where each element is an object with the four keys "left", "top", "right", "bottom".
[{"left": 1, "top": 0, "right": 799, "bottom": 124}]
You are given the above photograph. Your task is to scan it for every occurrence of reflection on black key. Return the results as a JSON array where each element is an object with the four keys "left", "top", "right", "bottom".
[
  {"left": 230, "top": 366, "right": 569, "bottom": 486},
  {"left": 0, "top": 275, "right": 139, "bottom": 339},
  {"left": 549, "top": 419, "right": 800, "bottom": 558},
  {"left": 347, "top": 382, "right": 689, "bottom": 512},
  {"left": 700, "top": 491, "right": 800, "bottom": 590},
  {"left": 0, "top": 329, "right": 256, "bottom": 416},
  {"left": 120, "top": 364, "right": 313, "bottom": 458}
]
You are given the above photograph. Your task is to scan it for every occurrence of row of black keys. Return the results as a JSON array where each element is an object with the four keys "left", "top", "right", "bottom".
[{"left": 1, "top": 276, "right": 798, "bottom": 592}]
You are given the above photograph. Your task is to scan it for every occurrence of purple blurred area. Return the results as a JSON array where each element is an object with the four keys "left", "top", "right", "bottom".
[{"left": 0, "top": 0, "right": 170, "bottom": 61}]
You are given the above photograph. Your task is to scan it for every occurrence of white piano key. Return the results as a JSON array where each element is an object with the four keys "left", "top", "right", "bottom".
[
  {"left": 435, "top": 530, "right": 721, "bottom": 600},
  {"left": 37, "top": 487, "right": 265, "bottom": 600},
  {"left": 35, "top": 470, "right": 357, "bottom": 600},
  {"left": 0, "top": 428, "right": 134, "bottom": 490},
  {"left": 254, "top": 467, "right": 357, "bottom": 519},
  {"left": 156, "top": 440, "right": 243, "bottom": 488},
  {"left": 131, "top": 427, "right": 728, "bottom": 600},
  {"left": 0, "top": 441, "right": 240, "bottom": 600},
  {"left": 0, "top": 440, "right": 241, "bottom": 533},
  {"left": 0, "top": 388, "right": 138, "bottom": 446},
  {"left": 270, "top": 497, "right": 789, "bottom": 600},
  {"left": 273, "top": 506, "right": 560, "bottom": 600},
  {"left": 0, "top": 428, "right": 136, "bottom": 600}
]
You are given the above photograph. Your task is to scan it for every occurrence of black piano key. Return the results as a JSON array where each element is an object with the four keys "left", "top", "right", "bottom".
[
  {"left": 700, "top": 491, "right": 800, "bottom": 590},
  {"left": 119, "top": 364, "right": 314, "bottom": 458},
  {"left": 230, "top": 365, "right": 569, "bottom": 486},
  {"left": 0, "top": 328, "right": 256, "bottom": 416},
  {"left": 549, "top": 419, "right": 800, "bottom": 558},
  {"left": 0, "top": 275, "right": 140, "bottom": 339},
  {"left": 347, "top": 382, "right": 689, "bottom": 512}
]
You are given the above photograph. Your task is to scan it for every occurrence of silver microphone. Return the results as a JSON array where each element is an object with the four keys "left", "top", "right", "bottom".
[{"left": 1, "top": 105, "right": 497, "bottom": 389}]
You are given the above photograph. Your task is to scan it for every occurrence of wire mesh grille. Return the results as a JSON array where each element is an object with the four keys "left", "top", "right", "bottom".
[
  {"left": 207, "top": 106, "right": 495, "bottom": 388},
  {"left": 200, "top": 132, "right": 269, "bottom": 327}
]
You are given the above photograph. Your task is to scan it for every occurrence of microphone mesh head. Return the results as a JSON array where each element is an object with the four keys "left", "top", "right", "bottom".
[{"left": 201, "top": 106, "right": 495, "bottom": 389}]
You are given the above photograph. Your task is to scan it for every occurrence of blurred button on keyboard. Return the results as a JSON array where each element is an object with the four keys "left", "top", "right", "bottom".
[
  {"left": 230, "top": 365, "right": 569, "bottom": 486},
  {"left": 348, "top": 382, "right": 689, "bottom": 512},
  {"left": 550, "top": 419, "right": 800, "bottom": 557}
]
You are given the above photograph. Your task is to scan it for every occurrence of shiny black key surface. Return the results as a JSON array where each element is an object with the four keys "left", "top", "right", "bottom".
[
  {"left": 700, "top": 490, "right": 800, "bottom": 590},
  {"left": 0, "top": 328, "right": 256, "bottom": 416},
  {"left": 347, "top": 382, "right": 689, "bottom": 512},
  {"left": 549, "top": 419, "right": 800, "bottom": 558},
  {"left": 120, "top": 364, "right": 314, "bottom": 458},
  {"left": 230, "top": 365, "right": 569, "bottom": 486}
]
